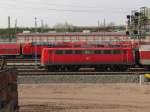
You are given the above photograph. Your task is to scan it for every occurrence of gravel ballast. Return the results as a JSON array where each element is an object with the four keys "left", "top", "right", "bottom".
[{"left": 18, "top": 75, "right": 141, "bottom": 84}]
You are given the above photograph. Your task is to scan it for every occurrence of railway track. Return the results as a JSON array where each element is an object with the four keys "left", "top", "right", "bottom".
[
  {"left": 16, "top": 68, "right": 149, "bottom": 75},
  {"left": 14, "top": 65, "right": 145, "bottom": 84},
  {"left": 6, "top": 63, "right": 149, "bottom": 76}
]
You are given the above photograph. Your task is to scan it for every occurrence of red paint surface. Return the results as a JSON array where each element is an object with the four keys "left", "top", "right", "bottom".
[
  {"left": 139, "top": 51, "right": 150, "bottom": 59},
  {"left": 0, "top": 44, "right": 20, "bottom": 55},
  {"left": 41, "top": 47, "right": 135, "bottom": 66}
]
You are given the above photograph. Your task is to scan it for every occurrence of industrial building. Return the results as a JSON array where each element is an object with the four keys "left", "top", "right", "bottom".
[{"left": 16, "top": 32, "right": 128, "bottom": 43}]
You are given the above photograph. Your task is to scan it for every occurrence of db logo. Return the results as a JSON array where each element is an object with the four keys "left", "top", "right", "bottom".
[{"left": 86, "top": 57, "right": 90, "bottom": 60}]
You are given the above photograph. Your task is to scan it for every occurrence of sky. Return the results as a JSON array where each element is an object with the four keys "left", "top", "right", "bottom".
[{"left": 0, "top": 0, "right": 150, "bottom": 28}]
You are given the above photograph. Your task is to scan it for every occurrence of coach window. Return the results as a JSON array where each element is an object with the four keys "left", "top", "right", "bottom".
[
  {"left": 113, "top": 50, "right": 121, "bottom": 54},
  {"left": 55, "top": 50, "right": 64, "bottom": 54},
  {"left": 65, "top": 50, "right": 73, "bottom": 54},
  {"left": 103, "top": 50, "right": 111, "bottom": 54}
]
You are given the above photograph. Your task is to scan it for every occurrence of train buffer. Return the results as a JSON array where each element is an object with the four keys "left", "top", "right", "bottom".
[{"left": 144, "top": 74, "right": 150, "bottom": 82}]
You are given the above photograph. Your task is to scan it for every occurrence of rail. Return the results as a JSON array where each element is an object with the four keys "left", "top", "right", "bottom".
[{"left": 17, "top": 70, "right": 150, "bottom": 76}]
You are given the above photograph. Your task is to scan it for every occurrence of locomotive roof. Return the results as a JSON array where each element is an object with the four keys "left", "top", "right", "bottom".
[{"left": 43, "top": 47, "right": 132, "bottom": 50}]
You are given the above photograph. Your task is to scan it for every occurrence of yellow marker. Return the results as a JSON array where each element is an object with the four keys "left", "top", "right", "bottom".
[{"left": 144, "top": 74, "right": 150, "bottom": 79}]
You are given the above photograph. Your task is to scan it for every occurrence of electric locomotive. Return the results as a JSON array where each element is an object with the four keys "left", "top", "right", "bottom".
[
  {"left": 40, "top": 44, "right": 150, "bottom": 71},
  {"left": 41, "top": 47, "right": 136, "bottom": 71}
]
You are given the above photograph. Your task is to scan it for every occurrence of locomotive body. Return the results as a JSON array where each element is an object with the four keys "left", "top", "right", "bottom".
[
  {"left": 22, "top": 42, "right": 51, "bottom": 58},
  {"left": 41, "top": 47, "right": 136, "bottom": 71}
]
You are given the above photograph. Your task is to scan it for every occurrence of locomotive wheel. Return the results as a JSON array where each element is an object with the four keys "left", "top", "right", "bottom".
[
  {"left": 109, "top": 66, "right": 117, "bottom": 71},
  {"left": 116, "top": 66, "right": 128, "bottom": 71},
  {"left": 95, "top": 66, "right": 107, "bottom": 71},
  {"left": 67, "top": 66, "right": 79, "bottom": 72},
  {"left": 60, "top": 66, "right": 68, "bottom": 72},
  {"left": 47, "top": 66, "right": 57, "bottom": 72}
]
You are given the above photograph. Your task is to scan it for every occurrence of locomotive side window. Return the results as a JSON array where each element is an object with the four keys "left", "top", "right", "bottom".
[
  {"left": 103, "top": 50, "right": 111, "bottom": 54},
  {"left": 65, "top": 50, "right": 73, "bottom": 54},
  {"left": 95, "top": 50, "right": 102, "bottom": 54},
  {"left": 84, "top": 50, "right": 89, "bottom": 54},
  {"left": 113, "top": 50, "right": 121, "bottom": 54},
  {"left": 84, "top": 50, "right": 94, "bottom": 54},
  {"left": 74, "top": 50, "right": 82, "bottom": 54},
  {"left": 55, "top": 50, "right": 64, "bottom": 54}
]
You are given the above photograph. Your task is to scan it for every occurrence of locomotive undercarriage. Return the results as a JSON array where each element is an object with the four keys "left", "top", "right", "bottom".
[{"left": 46, "top": 64, "right": 130, "bottom": 72}]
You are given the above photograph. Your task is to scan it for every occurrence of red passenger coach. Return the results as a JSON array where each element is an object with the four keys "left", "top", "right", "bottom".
[
  {"left": 41, "top": 47, "right": 135, "bottom": 71},
  {"left": 0, "top": 43, "right": 20, "bottom": 58},
  {"left": 139, "top": 45, "right": 150, "bottom": 68}
]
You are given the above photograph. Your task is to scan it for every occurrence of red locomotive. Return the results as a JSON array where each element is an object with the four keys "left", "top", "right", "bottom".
[
  {"left": 22, "top": 42, "right": 55, "bottom": 58},
  {"left": 40, "top": 43, "right": 150, "bottom": 71},
  {"left": 41, "top": 47, "right": 136, "bottom": 71}
]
